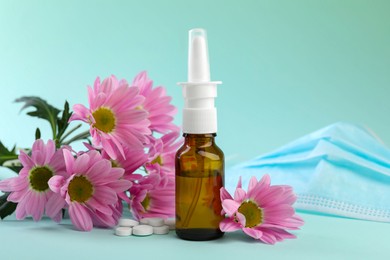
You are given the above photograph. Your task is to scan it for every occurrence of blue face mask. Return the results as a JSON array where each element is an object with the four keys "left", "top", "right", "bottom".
[{"left": 226, "top": 122, "right": 390, "bottom": 222}]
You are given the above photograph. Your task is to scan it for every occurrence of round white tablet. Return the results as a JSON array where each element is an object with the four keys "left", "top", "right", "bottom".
[
  {"left": 164, "top": 218, "right": 175, "bottom": 230},
  {"left": 148, "top": 217, "right": 164, "bottom": 227},
  {"left": 118, "top": 218, "right": 139, "bottom": 227},
  {"left": 153, "top": 225, "right": 170, "bottom": 235},
  {"left": 140, "top": 218, "right": 152, "bottom": 225},
  {"left": 115, "top": 227, "right": 132, "bottom": 237},
  {"left": 132, "top": 225, "right": 153, "bottom": 236}
]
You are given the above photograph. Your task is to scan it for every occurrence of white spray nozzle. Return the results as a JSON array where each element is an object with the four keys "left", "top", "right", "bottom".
[
  {"left": 178, "top": 28, "right": 222, "bottom": 134},
  {"left": 188, "top": 29, "right": 210, "bottom": 82}
]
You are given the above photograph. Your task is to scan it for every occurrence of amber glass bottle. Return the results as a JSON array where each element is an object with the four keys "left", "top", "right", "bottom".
[{"left": 175, "top": 133, "right": 224, "bottom": 241}]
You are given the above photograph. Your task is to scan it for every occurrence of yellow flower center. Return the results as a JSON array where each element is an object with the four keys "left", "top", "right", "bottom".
[
  {"left": 68, "top": 176, "right": 94, "bottom": 203},
  {"left": 141, "top": 193, "right": 151, "bottom": 211},
  {"left": 111, "top": 160, "right": 121, "bottom": 168},
  {"left": 237, "top": 200, "right": 263, "bottom": 228},
  {"left": 151, "top": 155, "right": 163, "bottom": 166},
  {"left": 29, "top": 166, "right": 53, "bottom": 192},
  {"left": 92, "top": 107, "right": 116, "bottom": 133}
]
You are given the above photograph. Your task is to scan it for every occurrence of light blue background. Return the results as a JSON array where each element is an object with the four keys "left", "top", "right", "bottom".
[
  {"left": 1, "top": 1, "right": 390, "bottom": 259},
  {"left": 0, "top": 0, "right": 389, "bottom": 165}
]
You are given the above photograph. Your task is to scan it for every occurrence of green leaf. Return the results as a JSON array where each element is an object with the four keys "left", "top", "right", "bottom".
[
  {"left": 0, "top": 193, "right": 17, "bottom": 220},
  {"left": 15, "top": 96, "right": 61, "bottom": 139},
  {"left": 0, "top": 141, "right": 18, "bottom": 166},
  {"left": 57, "top": 101, "right": 73, "bottom": 146},
  {"left": 35, "top": 128, "right": 41, "bottom": 140}
]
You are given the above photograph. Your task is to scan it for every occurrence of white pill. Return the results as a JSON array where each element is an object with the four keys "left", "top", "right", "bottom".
[
  {"left": 153, "top": 225, "right": 170, "bottom": 235},
  {"left": 132, "top": 225, "right": 153, "bottom": 236},
  {"left": 164, "top": 218, "right": 175, "bottom": 230},
  {"left": 148, "top": 217, "right": 164, "bottom": 227},
  {"left": 115, "top": 227, "right": 132, "bottom": 237},
  {"left": 140, "top": 218, "right": 152, "bottom": 225},
  {"left": 119, "top": 218, "right": 139, "bottom": 227}
]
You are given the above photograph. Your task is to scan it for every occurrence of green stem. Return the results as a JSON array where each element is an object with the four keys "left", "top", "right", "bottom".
[
  {"left": 58, "top": 124, "right": 82, "bottom": 144},
  {"left": 63, "top": 130, "right": 90, "bottom": 145},
  {"left": 0, "top": 155, "right": 19, "bottom": 164}
]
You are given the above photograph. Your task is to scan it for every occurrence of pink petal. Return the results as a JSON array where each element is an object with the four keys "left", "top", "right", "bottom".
[
  {"left": 88, "top": 86, "right": 96, "bottom": 107},
  {"left": 92, "top": 93, "right": 107, "bottom": 111},
  {"left": 236, "top": 212, "right": 247, "bottom": 227},
  {"left": 63, "top": 149, "right": 75, "bottom": 174},
  {"left": 69, "top": 203, "right": 93, "bottom": 231},
  {"left": 8, "top": 190, "right": 26, "bottom": 202},
  {"left": 46, "top": 193, "right": 66, "bottom": 219},
  {"left": 15, "top": 190, "right": 31, "bottom": 220},
  {"left": 15, "top": 204, "right": 27, "bottom": 220},
  {"left": 248, "top": 176, "right": 258, "bottom": 190},
  {"left": 265, "top": 187, "right": 297, "bottom": 206},
  {"left": 243, "top": 227, "right": 263, "bottom": 240},
  {"left": 32, "top": 139, "right": 44, "bottom": 152},
  {"left": 118, "top": 109, "right": 148, "bottom": 123},
  {"left": 86, "top": 197, "right": 113, "bottom": 215},
  {"left": 73, "top": 153, "right": 90, "bottom": 173},
  {"left": 85, "top": 159, "right": 111, "bottom": 182},
  {"left": 234, "top": 188, "right": 246, "bottom": 202},
  {"left": 31, "top": 151, "right": 45, "bottom": 166},
  {"left": 107, "top": 167, "right": 125, "bottom": 181},
  {"left": 258, "top": 227, "right": 296, "bottom": 244},
  {"left": 255, "top": 174, "right": 271, "bottom": 192},
  {"left": 0, "top": 177, "right": 28, "bottom": 192},
  {"left": 109, "top": 136, "right": 126, "bottom": 159},
  {"left": 261, "top": 213, "right": 304, "bottom": 230},
  {"left": 48, "top": 175, "right": 66, "bottom": 194},
  {"left": 18, "top": 151, "right": 34, "bottom": 169},
  {"left": 52, "top": 211, "right": 63, "bottom": 223},
  {"left": 70, "top": 104, "right": 90, "bottom": 122},
  {"left": 236, "top": 176, "right": 242, "bottom": 189},
  {"left": 93, "top": 210, "right": 116, "bottom": 227},
  {"left": 254, "top": 186, "right": 284, "bottom": 207},
  {"left": 258, "top": 231, "right": 277, "bottom": 244},
  {"left": 49, "top": 149, "right": 67, "bottom": 174},
  {"left": 269, "top": 228, "right": 297, "bottom": 240},
  {"left": 26, "top": 192, "right": 45, "bottom": 221},
  {"left": 93, "top": 186, "right": 117, "bottom": 205},
  {"left": 0, "top": 178, "right": 12, "bottom": 192},
  {"left": 219, "top": 218, "right": 242, "bottom": 232},
  {"left": 100, "top": 138, "right": 117, "bottom": 160},
  {"left": 44, "top": 140, "right": 56, "bottom": 165},
  {"left": 263, "top": 204, "right": 295, "bottom": 221},
  {"left": 106, "top": 180, "right": 132, "bottom": 192},
  {"left": 222, "top": 199, "right": 240, "bottom": 216}
]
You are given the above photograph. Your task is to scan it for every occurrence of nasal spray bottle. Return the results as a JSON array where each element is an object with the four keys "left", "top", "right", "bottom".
[{"left": 176, "top": 28, "right": 224, "bottom": 240}]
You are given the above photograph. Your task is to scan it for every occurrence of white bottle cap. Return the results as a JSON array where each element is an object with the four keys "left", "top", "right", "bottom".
[{"left": 178, "top": 28, "right": 222, "bottom": 134}]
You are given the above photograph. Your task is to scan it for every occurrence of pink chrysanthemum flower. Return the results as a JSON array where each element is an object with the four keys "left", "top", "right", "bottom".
[
  {"left": 101, "top": 144, "right": 147, "bottom": 181},
  {"left": 220, "top": 175, "right": 304, "bottom": 244},
  {"left": 70, "top": 75, "right": 151, "bottom": 160},
  {"left": 129, "top": 174, "right": 175, "bottom": 220},
  {"left": 145, "top": 132, "right": 182, "bottom": 175},
  {"left": 0, "top": 139, "right": 67, "bottom": 222},
  {"left": 132, "top": 71, "right": 179, "bottom": 134},
  {"left": 48, "top": 149, "right": 132, "bottom": 231}
]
